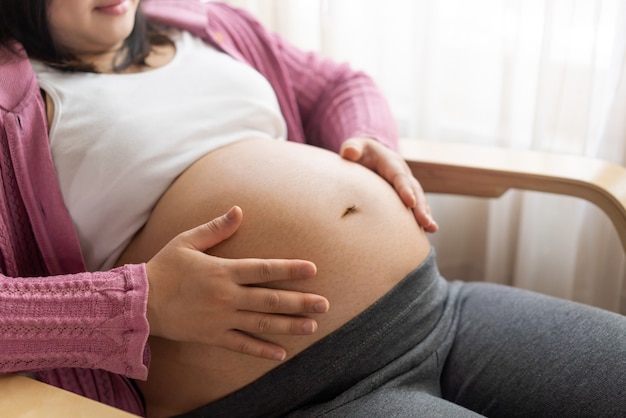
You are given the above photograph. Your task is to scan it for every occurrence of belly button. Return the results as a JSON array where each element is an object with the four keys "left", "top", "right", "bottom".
[{"left": 341, "top": 204, "right": 359, "bottom": 218}]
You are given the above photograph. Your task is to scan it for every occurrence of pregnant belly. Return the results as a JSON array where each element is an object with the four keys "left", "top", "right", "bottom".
[{"left": 116, "top": 139, "right": 431, "bottom": 416}]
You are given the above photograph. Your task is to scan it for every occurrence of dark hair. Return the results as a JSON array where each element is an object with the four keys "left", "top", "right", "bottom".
[{"left": 0, "top": 0, "right": 172, "bottom": 72}]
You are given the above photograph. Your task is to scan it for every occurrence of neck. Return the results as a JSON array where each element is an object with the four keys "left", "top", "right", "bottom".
[
  {"left": 78, "top": 42, "right": 174, "bottom": 74},
  {"left": 84, "top": 51, "right": 123, "bottom": 73}
]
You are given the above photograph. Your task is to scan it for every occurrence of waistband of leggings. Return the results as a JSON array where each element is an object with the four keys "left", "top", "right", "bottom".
[{"left": 178, "top": 249, "right": 448, "bottom": 418}]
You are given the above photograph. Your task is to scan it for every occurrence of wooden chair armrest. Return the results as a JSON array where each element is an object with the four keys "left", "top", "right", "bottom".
[
  {"left": 399, "top": 139, "right": 626, "bottom": 253},
  {"left": 0, "top": 374, "right": 138, "bottom": 417}
]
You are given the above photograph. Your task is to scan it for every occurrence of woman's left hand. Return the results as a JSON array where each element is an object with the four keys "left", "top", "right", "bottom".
[{"left": 340, "top": 137, "right": 438, "bottom": 233}]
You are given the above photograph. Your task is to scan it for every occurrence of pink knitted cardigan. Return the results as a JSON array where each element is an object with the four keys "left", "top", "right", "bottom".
[{"left": 0, "top": 0, "right": 397, "bottom": 414}]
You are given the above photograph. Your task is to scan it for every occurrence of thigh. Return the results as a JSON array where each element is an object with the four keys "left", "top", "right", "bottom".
[
  {"left": 291, "top": 389, "right": 484, "bottom": 418},
  {"left": 441, "top": 282, "right": 626, "bottom": 418}
]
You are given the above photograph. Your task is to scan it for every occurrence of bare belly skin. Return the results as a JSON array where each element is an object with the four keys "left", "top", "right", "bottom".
[{"left": 116, "top": 139, "right": 431, "bottom": 417}]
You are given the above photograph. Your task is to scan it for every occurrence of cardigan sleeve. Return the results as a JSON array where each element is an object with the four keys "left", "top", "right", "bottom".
[
  {"left": 0, "top": 54, "right": 150, "bottom": 380},
  {"left": 274, "top": 37, "right": 399, "bottom": 153},
  {"left": 0, "top": 264, "right": 150, "bottom": 380}
]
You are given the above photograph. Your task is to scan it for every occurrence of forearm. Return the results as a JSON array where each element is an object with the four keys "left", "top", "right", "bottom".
[
  {"left": 0, "top": 264, "right": 150, "bottom": 379},
  {"left": 301, "top": 64, "right": 398, "bottom": 151},
  {"left": 276, "top": 38, "right": 399, "bottom": 151}
]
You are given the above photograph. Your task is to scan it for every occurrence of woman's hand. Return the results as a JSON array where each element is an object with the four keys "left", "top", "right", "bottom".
[
  {"left": 340, "top": 137, "right": 438, "bottom": 233},
  {"left": 145, "top": 206, "right": 329, "bottom": 361}
]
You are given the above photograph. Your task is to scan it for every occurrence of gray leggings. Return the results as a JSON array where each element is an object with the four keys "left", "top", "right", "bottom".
[{"left": 179, "top": 252, "right": 626, "bottom": 417}]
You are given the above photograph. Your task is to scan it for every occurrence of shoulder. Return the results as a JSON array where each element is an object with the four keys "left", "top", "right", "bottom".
[
  {"left": 142, "top": 0, "right": 266, "bottom": 40},
  {"left": 141, "top": 0, "right": 248, "bottom": 26},
  {"left": 0, "top": 45, "right": 38, "bottom": 112},
  {"left": 141, "top": 0, "right": 252, "bottom": 18},
  {"left": 143, "top": 0, "right": 277, "bottom": 66}
]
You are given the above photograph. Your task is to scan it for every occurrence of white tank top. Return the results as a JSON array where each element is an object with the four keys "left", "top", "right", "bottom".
[{"left": 31, "top": 31, "right": 287, "bottom": 271}]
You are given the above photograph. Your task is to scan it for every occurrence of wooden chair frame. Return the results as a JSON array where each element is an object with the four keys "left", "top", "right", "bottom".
[
  {"left": 2, "top": 139, "right": 625, "bottom": 416},
  {"left": 400, "top": 139, "right": 626, "bottom": 253}
]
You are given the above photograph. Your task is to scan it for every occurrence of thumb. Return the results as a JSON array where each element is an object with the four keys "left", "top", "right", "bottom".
[
  {"left": 339, "top": 138, "right": 365, "bottom": 162},
  {"left": 183, "top": 206, "right": 243, "bottom": 252}
]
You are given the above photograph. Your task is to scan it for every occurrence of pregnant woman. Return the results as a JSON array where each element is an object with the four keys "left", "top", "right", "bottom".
[
  {"left": 1, "top": 1, "right": 624, "bottom": 417},
  {"left": 117, "top": 138, "right": 432, "bottom": 416}
]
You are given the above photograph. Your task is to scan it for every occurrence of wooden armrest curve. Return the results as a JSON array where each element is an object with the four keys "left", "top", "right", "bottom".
[{"left": 399, "top": 139, "right": 626, "bottom": 253}]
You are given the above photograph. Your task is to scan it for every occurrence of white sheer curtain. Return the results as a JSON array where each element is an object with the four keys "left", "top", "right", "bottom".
[{"left": 220, "top": 0, "right": 626, "bottom": 313}]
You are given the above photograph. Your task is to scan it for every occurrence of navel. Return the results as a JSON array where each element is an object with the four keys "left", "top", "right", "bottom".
[{"left": 341, "top": 204, "right": 359, "bottom": 218}]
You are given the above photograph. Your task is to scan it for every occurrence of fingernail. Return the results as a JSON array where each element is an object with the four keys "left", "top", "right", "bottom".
[
  {"left": 299, "top": 263, "right": 316, "bottom": 277},
  {"left": 314, "top": 301, "right": 328, "bottom": 313},
  {"left": 302, "top": 320, "right": 317, "bottom": 334},
  {"left": 273, "top": 351, "right": 286, "bottom": 361},
  {"left": 225, "top": 206, "right": 237, "bottom": 220}
]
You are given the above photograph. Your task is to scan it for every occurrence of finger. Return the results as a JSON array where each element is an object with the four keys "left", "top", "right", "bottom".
[
  {"left": 181, "top": 206, "right": 244, "bottom": 251},
  {"left": 228, "top": 258, "right": 317, "bottom": 285},
  {"left": 237, "top": 286, "right": 329, "bottom": 314},
  {"left": 339, "top": 138, "right": 365, "bottom": 162},
  {"left": 409, "top": 177, "right": 438, "bottom": 232},
  {"left": 392, "top": 173, "right": 438, "bottom": 232},
  {"left": 234, "top": 311, "right": 319, "bottom": 336},
  {"left": 391, "top": 171, "right": 419, "bottom": 209},
  {"left": 221, "top": 330, "right": 287, "bottom": 361},
  {"left": 412, "top": 206, "right": 438, "bottom": 233}
]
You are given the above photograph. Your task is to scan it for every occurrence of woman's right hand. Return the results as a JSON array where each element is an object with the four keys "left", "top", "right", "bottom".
[{"left": 145, "top": 206, "right": 329, "bottom": 361}]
